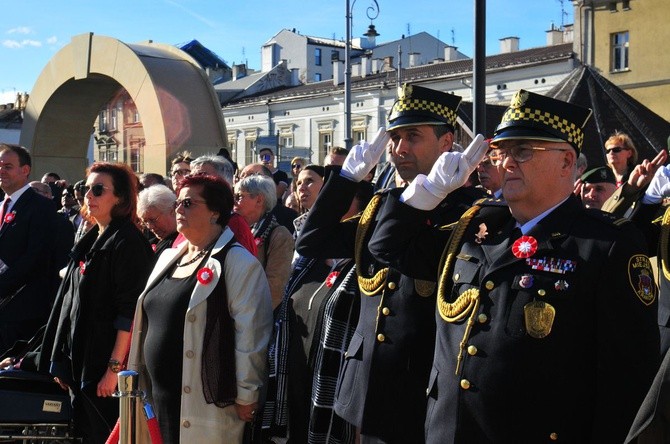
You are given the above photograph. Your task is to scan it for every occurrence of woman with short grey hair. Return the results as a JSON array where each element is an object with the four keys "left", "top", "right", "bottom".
[
  {"left": 137, "top": 184, "right": 178, "bottom": 256},
  {"left": 234, "top": 175, "right": 294, "bottom": 308}
]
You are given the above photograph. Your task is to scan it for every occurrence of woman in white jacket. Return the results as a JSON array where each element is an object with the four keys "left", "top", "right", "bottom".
[{"left": 127, "top": 173, "right": 273, "bottom": 443}]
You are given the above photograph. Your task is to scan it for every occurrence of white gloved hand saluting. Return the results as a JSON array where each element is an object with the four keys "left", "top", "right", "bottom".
[
  {"left": 400, "top": 134, "right": 489, "bottom": 211},
  {"left": 642, "top": 164, "right": 670, "bottom": 204},
  {"left": 340, "top": 127, "right": 391, "bottom": 182}
]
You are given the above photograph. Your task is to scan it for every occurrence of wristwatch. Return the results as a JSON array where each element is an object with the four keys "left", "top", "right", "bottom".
[{"left": 108, "top": 358, "right": 123, "bottom": 373}]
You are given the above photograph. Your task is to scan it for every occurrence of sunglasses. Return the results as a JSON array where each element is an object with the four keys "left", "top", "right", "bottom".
[
  {"left": 80, "top": 183, "right": 110, "bottom": 197},
  {"left": 606, "top": 146, "right": 630, "bottom": 154},
  {"left": 174, "top": 197, "right": 207, "bottom": 209},
  {"left": 291, "top": 164, "right": 302, "bottom": 169}
]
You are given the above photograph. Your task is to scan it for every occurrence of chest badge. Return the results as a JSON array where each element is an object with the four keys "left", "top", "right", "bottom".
[
  {"left": 524, "top": 300, "right": 555, "bottom": 338},
  {"left": 474, "top": 223, "right": 488, "bottom": 244},
  {"left": 512, "top": 235, "right": 537, "bottom": 259}
]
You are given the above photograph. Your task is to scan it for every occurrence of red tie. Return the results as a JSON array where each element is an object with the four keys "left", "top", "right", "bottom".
[{"left": 0, "top": 197, "right": 10, "bottom": 227}]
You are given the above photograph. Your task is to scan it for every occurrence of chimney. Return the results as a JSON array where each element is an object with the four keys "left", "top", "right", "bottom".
[
  {"left": 444, "top": 45, "right": 459, "bottom": 61},
  {"left": 333, "top": 59, "right": 344, "bottom": 85},
  {"left": 371, "top": 58, "right": 382, "bottom": 73},
  {"left": 383, "top": 56, "right": 394, "bottom": 71},
  {"left": 232, "top": 63, "right": 247, "bottom": 81},
  {"left": 361, "top": 53, "right": 370, "bottom": 77},
  {"left": 408, "top": 52, "right": 420, "bottom": 67},
  {"left": 499, "top": 36, "right": 520, "bottom": 53},
  {"left": 546, "top": 23, "right": 563, "bottom": 46},
  {"left": 352, "top": 63, "right": 361, "bottom": 77},
  {"left": 290, "top": 68, "right": 300, "bottom": 86}
]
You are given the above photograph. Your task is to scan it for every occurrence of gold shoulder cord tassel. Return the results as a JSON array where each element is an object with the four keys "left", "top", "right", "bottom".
[
  {"left": 434, "top": 205, "right": 482, "bottom": 374},
  {"left": 661, "top": 206, "right": 670, "bottom": 281},
  {"left": 355, "top": 194, "right": 389, "bottom": 296}
]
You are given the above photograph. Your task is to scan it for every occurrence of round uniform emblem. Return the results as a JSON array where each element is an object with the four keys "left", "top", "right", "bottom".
[{"left": 512, "top": 235, "right": 538, "bottom": 259}]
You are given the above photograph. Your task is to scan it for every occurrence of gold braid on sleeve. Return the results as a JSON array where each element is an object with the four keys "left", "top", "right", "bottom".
[
  {"left": 660, "top": 206, "right": 670, "bottom": 281},
  {"left": 355, "top": 194, "right": 389, "bottom": 296},
  {"left": 437, "top": 205, "right": 481, "bottom": 323}
]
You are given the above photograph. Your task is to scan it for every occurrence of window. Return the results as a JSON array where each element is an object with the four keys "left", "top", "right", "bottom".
[
  {"left": 315, "top": 48, "right": 322, "bottom": 66},
  {"left": 317, "top": 121, "right": 333, "bottom": 163},
  {"left": 611, "top": 31, "right": 629, "bottom": 72},
  {"left": 315, "top": 73, "right": 322, "bottom": 82},
  {"left": 99, "top": 110, "right": 107, "bottom": 132},
  {"left": 244, "top": 129, "right": 258, "bottom": 166},
  {"left": 622, "top": 0, "right": 630, "bottom": 9},
  {"left": 110, "top": 107, "right": 117, "bottom": 130},
  {"left": 609, "top": 2, "right": 617, "bottom": 12},
  {"left": 128, "top": 137, "right": 144, "bottom": 173}
]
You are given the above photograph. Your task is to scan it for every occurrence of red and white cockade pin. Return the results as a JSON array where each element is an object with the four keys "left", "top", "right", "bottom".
[
  {"left": 197, "top": 267, "right": 214, "bottom": 285},
  {"left": 512, "top": 235, "right": 538, "bottom": 259},
  {"left": 325, "top": 271, "right": 340, "bottom": 288},
  {"left": 79, "top": 261, "right": 86, "bottom": 275},
  {"left": 4, "top": 211, "right": 15, "bottom": 224},
  {"left": 151, "top": 244, "right": 157, "bottom": 252}
]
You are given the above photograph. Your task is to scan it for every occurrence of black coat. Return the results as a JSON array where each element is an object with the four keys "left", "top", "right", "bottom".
[
  {"left": 41, "top": 217, "right": 153, "bottom": 386},
  {"left": 0, "top": 187, "right": 58, "bottom": 326},
  {"left": 297, "top": 173, "right": 484, "bottom": 443},
  {"left": 370, "top": 194, "right": 660, "bottom": 443}
]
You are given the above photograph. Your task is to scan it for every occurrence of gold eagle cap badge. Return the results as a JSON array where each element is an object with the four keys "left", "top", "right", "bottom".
[
  {"left": 398, "top": 84, "right": 413, "bottom": 100},
  {"left": 510, "top": 90, "right": 529, "bottom": 109}
]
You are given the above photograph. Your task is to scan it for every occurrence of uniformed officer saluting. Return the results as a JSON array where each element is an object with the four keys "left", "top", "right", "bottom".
[
  {"left": 296, "top": 84, "right": 488, "bottom": 443},
  {"left": 369, "top": 90, "right": 660, "bottom": 443}
]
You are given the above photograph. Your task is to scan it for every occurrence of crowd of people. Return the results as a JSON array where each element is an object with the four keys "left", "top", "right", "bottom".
[{"left": 1, "top": 82, "right": 670, "bottom": 444}]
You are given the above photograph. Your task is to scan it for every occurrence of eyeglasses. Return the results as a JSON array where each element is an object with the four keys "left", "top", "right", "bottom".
[
  {"left": 174, "top": 197, "right": 207, "bottom": 209},
  {"left": 489, "top": 144, "right": 568, "bottom": 166},
  {"left": 171, "top": 168, "right": 191, "bottom": 177},
  {"left": 606, "top": 146, "right": 630, "bottom": 154},
  {"left": 141, "top": 214, "right": 163, "bottom": 227},
  {"left": 291, "top": 164, "right": 302, "bottom": 169},
  {"left": 80, "top": 183, "right": 110, "bottom": 197},
  {"left": 234, "top": 192, "right": 255, "bottom": 202}
]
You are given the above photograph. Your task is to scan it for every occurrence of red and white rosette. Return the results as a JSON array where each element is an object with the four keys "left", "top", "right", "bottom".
[
  {"left": 4, "top": 211, "right": 15, "bottom": 224},
  {"left": 512, "top": 235, "right": 538, "bottom": 259},
  {"left": 79, "top": 261, "right": 86, "bottom": 275},
  {"left": 197, "top": 267, "right": 214, "bottom": 285},
  {"left": 325, "top": 271, "right": 340, "bottom": 288}
]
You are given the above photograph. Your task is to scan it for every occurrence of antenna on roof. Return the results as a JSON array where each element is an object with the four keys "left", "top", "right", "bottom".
[
  {"left": 406, "top": 23, "right": 411, "bottom": 37},
  {"left": 451, "top": 27, "right": 456, "bottom": 46},
  {"left": 557, "top": 0, "right": 568, "bottom": 29}
]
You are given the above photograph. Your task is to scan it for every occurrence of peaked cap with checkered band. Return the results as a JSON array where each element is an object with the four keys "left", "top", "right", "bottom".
[
  {"left": 491, "top": 89, "right": 593, "bottom": 152},
  {"left": 387, "top": 83, "right": 462, "bottom": 131}
]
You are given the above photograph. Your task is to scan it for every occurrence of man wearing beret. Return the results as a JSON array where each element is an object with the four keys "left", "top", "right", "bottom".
[
  {"left": 579, "top": 166, "right": 617, "bottom": 210},
  {"left": 368, "top": 89, "right": 660, "bottom": 442},
  {"left": 295, "top": 83, "right": 487, "bottom": 443}
]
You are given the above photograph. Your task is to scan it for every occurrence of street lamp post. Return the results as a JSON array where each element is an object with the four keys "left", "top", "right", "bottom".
[{"left": 344, "top": 0, "right": 379, "bottom": 150}]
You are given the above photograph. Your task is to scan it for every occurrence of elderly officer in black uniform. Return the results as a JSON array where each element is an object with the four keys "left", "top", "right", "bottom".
[
  {"left": 296, "top": 83, "right": 488, "bottom": 443},
  {"left": 368, "top": 90, "right": 660, "bottom": 443}
]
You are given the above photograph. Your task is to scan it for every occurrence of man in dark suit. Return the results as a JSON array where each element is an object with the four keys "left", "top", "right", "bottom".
[
  {"left": 368, "top": 90, "right": 660, "bottom": 443},
  {"left": 0, "top": 144, "right": 58, "bottom": 353},
  {"left": 296, "top": 84, "right": 487, "bottom": 443}
]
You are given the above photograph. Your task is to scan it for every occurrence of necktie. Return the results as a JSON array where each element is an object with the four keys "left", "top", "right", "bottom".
[{"left": 0, "top": 197, "right": 10, "bottom": 226}]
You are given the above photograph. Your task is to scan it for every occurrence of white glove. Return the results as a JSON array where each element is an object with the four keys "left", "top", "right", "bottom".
[
  {"left": 340, "top": 127, "right": 391, "bottom": 182},
  {"left": 400, "top": 134, "right": 489, "bottom": 210},
  {"left": 642, "top": 165, "right": 670, "bottom": 204}
]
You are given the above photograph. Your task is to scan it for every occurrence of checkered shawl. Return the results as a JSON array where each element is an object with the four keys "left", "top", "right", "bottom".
[
  {"left": 308, "top": 262, "right": 359, "bottom": 444},
  {"left": 263, "top": 254, "right": 316, "bottom": 435}
]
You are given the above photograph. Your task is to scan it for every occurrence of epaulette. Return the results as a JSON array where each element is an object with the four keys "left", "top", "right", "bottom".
[
  {"left": 584, "top": 207, "right": 629, "bottom": 227},
  {"left": 475, "top": 197, "right": 507, "bottom": 207}
]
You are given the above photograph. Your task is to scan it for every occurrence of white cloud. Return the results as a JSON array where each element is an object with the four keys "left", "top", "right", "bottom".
[
  {"left": 2, "top": 39, "right": 42, "bottom": 49},
  {"left": 21, "top": 39, "right": 41, "bottom": 47},
  {"left": 2, "top": 40, "right": 21, "bottom": 49},
  {"left": 7, "top": 27, "right": 31, "bottom": 35},
  {"left": 46, "top": 36, "right": 58, "bottom": 45}
]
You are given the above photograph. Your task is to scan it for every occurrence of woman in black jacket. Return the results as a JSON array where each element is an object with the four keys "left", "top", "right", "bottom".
[{"left": 41, "top": 162, "right": 154, "bottom": 442}]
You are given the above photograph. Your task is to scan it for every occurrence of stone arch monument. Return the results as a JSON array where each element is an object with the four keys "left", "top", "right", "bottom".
[{"left": 20, "top": 33, "right": 227, "bottom": 181}]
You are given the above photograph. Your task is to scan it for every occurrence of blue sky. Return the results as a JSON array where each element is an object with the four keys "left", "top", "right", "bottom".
[{"left": 0, "top": 0, "right": 573, "bottom": 104}]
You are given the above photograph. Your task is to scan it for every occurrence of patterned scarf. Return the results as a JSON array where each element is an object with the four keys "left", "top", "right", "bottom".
[
  {"left": 263, "top": 254, "right": 317, "bottom": 435},
  {"left": 252, "top": 212, "right": 280, "bottom": 249}
]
